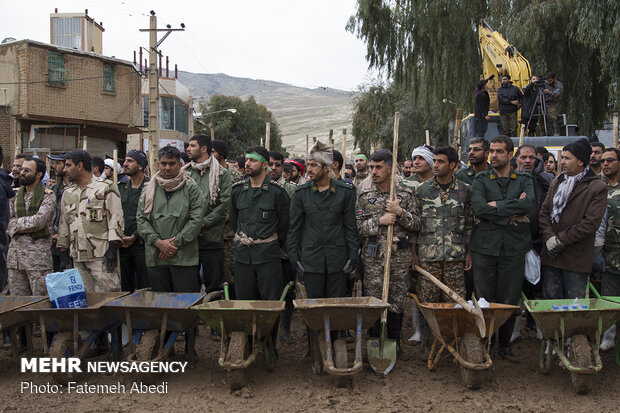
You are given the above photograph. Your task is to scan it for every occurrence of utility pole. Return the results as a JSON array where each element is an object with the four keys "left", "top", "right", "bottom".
[
  {"left": 140, "top": 11, "right": 185, "bottom": 177},
  {"left": 265, "top": 122, "right": 271, "bottom": 150}
]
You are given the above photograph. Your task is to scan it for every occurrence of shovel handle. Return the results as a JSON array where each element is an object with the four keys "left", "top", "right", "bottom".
[{"left": 414, "top": 265, "right": 476, "bottom": 315}]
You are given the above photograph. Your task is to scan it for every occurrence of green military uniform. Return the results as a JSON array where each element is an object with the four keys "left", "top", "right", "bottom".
[
  {"left": 57, "top": 177, "right": 124, "bottom": 293},
  {"left": 50, "top": 179, "right": 72, "bottom": 271},
  {"left": 230, "top": 176, "right": 290, "bottom": 300},
  {"left": 223, "top": 166, "right": 245, "bottom": 288},
  {"left": 470, "top": 168, "right": 534, "bottom": 347},
  {"left": 603, "top": 177, "right": 620, "bottom": 295},
  {"left": 185, "top": 162, "right": 232, "bottom": 293},
  {"left": 136, "top": 178, "right": 204, "bottom": 292},
  {"left": 455, "top": 163, "right": 491, "bottom": 186},
  {"left": 119, "top": 177, "right": 149, "bottom": 292},
  {"left": 288, "top": 179, "right": 359, "bottom": 298},
  {"left": 414, "top": 176, "right": 473, "bottom": 302}
]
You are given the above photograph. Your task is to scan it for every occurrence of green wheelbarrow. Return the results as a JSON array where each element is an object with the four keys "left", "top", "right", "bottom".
[
  {"left": 586, "top": 285, "right": 620, "bottom": 367},
  {"left": 522, "top": 286, "right": 620, "bottom": 394},
  {"left": 192, "top": 282, "right": 292, "bottom": 391}
]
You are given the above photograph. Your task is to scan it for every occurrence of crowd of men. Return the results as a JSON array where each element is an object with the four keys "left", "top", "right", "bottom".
[{"left": 0, "top": 130, "right": 618, "bottom": 359}]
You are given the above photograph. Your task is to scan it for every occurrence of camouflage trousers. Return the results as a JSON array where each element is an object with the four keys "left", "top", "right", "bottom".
[
  {"left": 417, "top": 261, "right": 465, "bottom": 303},
  {"left": 75, "top": 260, "right": 120, "bottom": 293},
  {"left": 363, "top": 247, "right": 412, "bottom": 313},
  {"left": 8, "top": 268, "right": 49, "bottom": 296}
]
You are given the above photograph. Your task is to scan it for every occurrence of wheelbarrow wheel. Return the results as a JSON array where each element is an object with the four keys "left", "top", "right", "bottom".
[
  {"left": 310, "top": 332, "right": 323, "bottom": 375},
  {"left": 226, "top": 332, "right": 248, "bottom": 391},
  {"left": 49, "top": 332, "right": 82, "bottom": 384},
  {"left": 569, "top": 335, "right": 593, "bottom": 395},
  {"left": 459, "top": 333, "right": 483, "bottom": 390},
  {"left": 334, "top": 339, "right": 351, "bottom": 388}
]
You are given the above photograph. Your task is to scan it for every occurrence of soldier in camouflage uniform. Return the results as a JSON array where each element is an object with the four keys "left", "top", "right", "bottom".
[
  {"left": 356, "top": 149, "right": 420, "bottom": 356},
  {"left": 353, "top": 153, "right": 370, "bottom": 187},
  {"left": 7, "top": 157, "right": 56, "bottom": 295},
  {"left": 600, "top": 148, "right": 620, "bottom": 296},
  {"left": 48, "top": 152, "right": 73, "bottom": 272},
  {"left": 413, "top": 147, "right": 473, "bottom": 355},
  {"left": 58, "top": 150, "right": 124, "bottom": 293},
  {"left": 402, "top": 145, "right": 434, "bottom": 191}
]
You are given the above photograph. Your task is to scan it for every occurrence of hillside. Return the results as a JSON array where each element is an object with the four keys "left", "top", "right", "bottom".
[{"left": 177, "top": 71, "right": 356, "bottom": 157}]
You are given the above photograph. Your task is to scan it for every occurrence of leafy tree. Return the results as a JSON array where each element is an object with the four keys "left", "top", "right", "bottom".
[
  {"left": 347, "top": 0, "right": 620, "bottom": 142},
  {"left": 197, "top": 95, "right": 284, "bottom": 157}
]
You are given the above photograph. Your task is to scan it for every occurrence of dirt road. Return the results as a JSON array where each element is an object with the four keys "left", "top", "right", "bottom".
[{"left": 1, "top": 312, "right": 618, "bottom": 412}]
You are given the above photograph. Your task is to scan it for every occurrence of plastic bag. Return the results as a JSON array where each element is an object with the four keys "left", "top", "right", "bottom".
[
  {"left": 524, "top": 249, "right": 541, "bottom": 285},
  {"left": 45, "top": 268, "right": 88, "bottom": 308}
]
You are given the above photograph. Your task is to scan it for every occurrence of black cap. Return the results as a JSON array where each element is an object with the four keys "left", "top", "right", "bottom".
[{"left": 47, "top": 152, "right": 68, "bottom": 161}]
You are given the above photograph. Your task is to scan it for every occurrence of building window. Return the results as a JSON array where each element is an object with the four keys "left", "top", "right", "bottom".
[
  {"left": 52, "top": 17, "right": 82, "bottom": 50},
  {"left": 103, "top": 63, "right": 114, "bottom": 92},
  {"left": 142, "top": 96, "right": 189, "bottom": 133},
  {"left": 47, "top": 52, "right": 65, "bottom": 84}
]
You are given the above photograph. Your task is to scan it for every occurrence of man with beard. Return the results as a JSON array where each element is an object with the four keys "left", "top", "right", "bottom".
[
  {"left": 185, "top": 135, "right": 231, "bottom": 294},
  {"left": 137, "top": 146, "right": 204, "bottom": 292},
  {"left": 403, "top": 145, "right": 434, "bottom": 190},
  {"left": 353, "top": 153, "right": 370, "bottom": 187},
  {"left": 47, "top": 152, "right": 72, "bottom": 272},
  {"left": 456, "top": 138, "right": 491, "bottom": 186},
  {"left": 286, "top": 159, "right": 307, "bottom": 186},
  {"left": 269, "top": 151, "right": 286, "bottom": 185},
  {"left": 118, "top": 150, "right": 150, "bottom": 292},
  {"left": 58, "top": 150, "right": 124, "bottom": 293},
  {"left": 497, "top": 74, "right": 523, "bottom": 137},
  {"left": 213, "top": 140, "right": 243, "bottom": 184},
  {"left": 356, "top": 149, "right": 421, "bottom": 357},
  {"left": 10, "top": 154, "right": 26, "bottom": 188},
  {"left": 7, "top": 157, "right": 56, "bottom": 295},
  {"left": 590, "top": 142, "right": 605, "bottom": 177},
  {"left": 288, "top": 141, "right": 359, "bottom": 300},
  {"left": 470, "top": 135, "right": 534, "bottom": 361},
  {"left": 230, "top": 146, "right": 289, "bottom": 302},
  {"left": 403, "top": 159, "right": 413, "bottom": 178}
]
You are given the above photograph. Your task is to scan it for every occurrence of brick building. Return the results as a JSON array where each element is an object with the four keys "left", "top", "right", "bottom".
[{"left": 0, "top": 39, "right": 141, "bottom": 168}]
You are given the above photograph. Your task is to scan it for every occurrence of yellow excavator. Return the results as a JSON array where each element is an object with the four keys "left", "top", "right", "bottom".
[{"left": 458, "top": 20, "right": 582, "bottom": 161}]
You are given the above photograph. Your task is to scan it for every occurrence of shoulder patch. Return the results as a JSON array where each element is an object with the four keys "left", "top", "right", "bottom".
[
  {"left": 44, "top": 188, "right": 53, "bottom": 194},
  {"left": 269, "top": 180, "right": 285, "bottom": 189},
  {"left": 232, "top": 179, "right": 246, "bottom": 188}
]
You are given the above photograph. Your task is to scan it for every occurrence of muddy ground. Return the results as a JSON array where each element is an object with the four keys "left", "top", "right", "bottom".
[{"left": 1, "top": 310, "right": 618, "bottom": 413}]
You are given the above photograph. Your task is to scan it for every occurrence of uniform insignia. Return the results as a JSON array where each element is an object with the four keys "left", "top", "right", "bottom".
[
  {"left": 89, "top": 209, "right": 98, "bottom": 220},
  {"left": 467, "top": 170, "right": 473, "bottom": 176},
  {"left": 312, "top": 185, "right": 318, "bottom": 191},
  {"left": 368, "top": 198, "right": 377, "bottom": 204},
  {"left": 355, "top": 208, "right": 363, "bottom": 216},
  {"left": 511, "top": 173, "right": 517, "bottom": 179},
  {"left": 330, "top": 186, "right": 335, "bottom": 192},
  {"left": 490, "top": 174, "right": 496, "bottom": 180},
  {"left": 263, "top": 211, "right": 269, "bottom": 219},
  {"left": 396, "top": 194, "right": 403, "bottom": 203}
]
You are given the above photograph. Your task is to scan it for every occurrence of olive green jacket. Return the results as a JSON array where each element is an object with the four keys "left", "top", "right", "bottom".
[
  {"left": 136, "top": 179, "right": 204, "bottom": 267},
  {"left": 456, "top": 163, "right": 491, "bottom": 186},
  {"left": 288, "top": 179, "right": 360, "bottom": 273},
  {"left": 186, "top": 164, "right": 231, "bottom": 248},
  {"left": 469, "top": 168, "right": 534, "bottom": 256},
  {"left": 230, "top": 177, "right": 290, "bottom": 265}
]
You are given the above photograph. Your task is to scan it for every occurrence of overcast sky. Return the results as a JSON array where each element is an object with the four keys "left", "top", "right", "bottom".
[{"left": 2, "top": 0, "right": 372, "bottom": 91}]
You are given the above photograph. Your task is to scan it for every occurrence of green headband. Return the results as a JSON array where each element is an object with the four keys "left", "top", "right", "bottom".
[
  {"left": 355, "top": 154, "right": 368, "bottom": 161},
  {"left": 246, "top": 152, "right": 267, "bottom": 163}
]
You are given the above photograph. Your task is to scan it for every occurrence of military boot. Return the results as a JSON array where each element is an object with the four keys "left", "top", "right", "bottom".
[{"left": 387, "top": 312, "right": 406, "bottom": 359}]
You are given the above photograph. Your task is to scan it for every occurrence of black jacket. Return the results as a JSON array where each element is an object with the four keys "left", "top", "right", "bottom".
[
  {"left": 497, "top": 82, "right": 523, "bottom": 114},
  {"left": 0, "top": 171, "right": 15, "bottom": 253},
  {"left": 527, "top": 158, "right": 554, "bottom": 252},
  {"left": 521, "top": 82, "right": 539, "bottom": 120},
  {"left": 474, "top": 88, "right": 490, "bottom": 119}
]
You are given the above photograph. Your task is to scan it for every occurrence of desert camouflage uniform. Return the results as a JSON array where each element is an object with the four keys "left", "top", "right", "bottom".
[
  {"left": 6, "top": 188, "right": 56, "bottom": 295},
  {"left": 414, "top": 176, "right": 473, "bottom": 302},
  {"left": 353, "top": 169, "right": 369, "bottom": 187},
  {"left": 57, "top": 177, "right": 124, "bottom": 293},
  {"left": 223, "top": 167, "right": 244, "bottom": 285},
  {"left": 356, "top": 182, "right": 420, "bottom": 313}
]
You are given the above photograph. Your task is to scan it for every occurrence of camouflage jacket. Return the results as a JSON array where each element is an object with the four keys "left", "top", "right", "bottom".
[
  {"left": 414, "top": 176, "right": 473, "bottom": 262},
  {"left": 604, "top": 178, "right": 620, "bottom": 274},
  {"left": 228, "top": 166, "right": 244, "bottom": 184},
  {"left": 353, "top": 169, "right": 369, "bottom": 187},
  {"left": 401, "top": 174, "right": 427, "bottom": 191},
  {"left": 7, "top": 188, "right": 56, "bottom": 270},
  {"left": 355, "top": 182, "right": 421, "bottom": 245},
  {"left": 57, "top": 177, "right": 124, "bottom": 262}
]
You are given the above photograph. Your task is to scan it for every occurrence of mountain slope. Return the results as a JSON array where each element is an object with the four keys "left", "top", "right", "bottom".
[{"left": 177, "top": 71, "right": 356, "bottom": 156}]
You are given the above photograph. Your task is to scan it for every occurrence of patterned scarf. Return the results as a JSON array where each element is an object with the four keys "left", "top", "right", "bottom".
[
  {"left": 141, "top": 170, "right": 192, "bottom": 218},
  {"left": 551, "top": 168, "right": 588, "bottom": 223},
  {"left": 16, "top": 182, "right": 50, "bottom": 238},
  {"left": 183, "top": 155, "right": 221, "bottom": 205}
]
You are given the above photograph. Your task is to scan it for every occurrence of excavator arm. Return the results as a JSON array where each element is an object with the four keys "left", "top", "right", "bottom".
[{"left": 479, "top": 20, "right": 531, "bottom": 111}]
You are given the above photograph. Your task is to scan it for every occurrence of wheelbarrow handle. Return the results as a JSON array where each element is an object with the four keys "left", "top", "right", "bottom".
[{"left": 279, "top": 281, "right": 294, "bottom": 302}]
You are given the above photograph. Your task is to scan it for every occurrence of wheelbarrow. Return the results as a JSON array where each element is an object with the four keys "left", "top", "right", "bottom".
[
  {"left": 589, "top": 287, "right": 620, "bottom": 366},
  {"left": 411, "top": 294, "right": 518, "bottom": 390},
  {"left": 522, "top": 285, "right": 620, "bottom": 394},
  {"left": 192, "top": 282, "right": 291, "bottom": 391},
  {"left": 0, "top": 295, "right": 47, "bottom": 358},
  {"left": 17, "top": 292, "right": 129, "bottom": 382},
  {"left": 103, "top": 290, "right": 210, "bottom": 363},
  {"left": 293, "top": 282, "right": 389, "bottom": 385}
]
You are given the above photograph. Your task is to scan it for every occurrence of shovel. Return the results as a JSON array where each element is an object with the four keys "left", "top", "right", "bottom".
[
  {"left": 367, "top": 112, "right": 400, "bottom": 375},
  {"left": 415, "top": 265, "right": 486, "bottom": 338}
]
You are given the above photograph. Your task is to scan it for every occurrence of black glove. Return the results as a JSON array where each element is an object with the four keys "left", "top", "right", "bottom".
[
  {"left": 343, "top": 258, "right": 358, "bottom": 275},
  {"left": 102, "top": 243, "right": 118, "bottom": 272},
  {"left": 59, "top": 251, "right": 72, "bottom": 270},
  {"left": 593, "top": 246, "right": 606, "bottom": 272}
]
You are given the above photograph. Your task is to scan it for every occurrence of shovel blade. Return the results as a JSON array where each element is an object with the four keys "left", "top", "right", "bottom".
[{"left": 367, "top": 338, "right": 397, "bottom": 375}]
